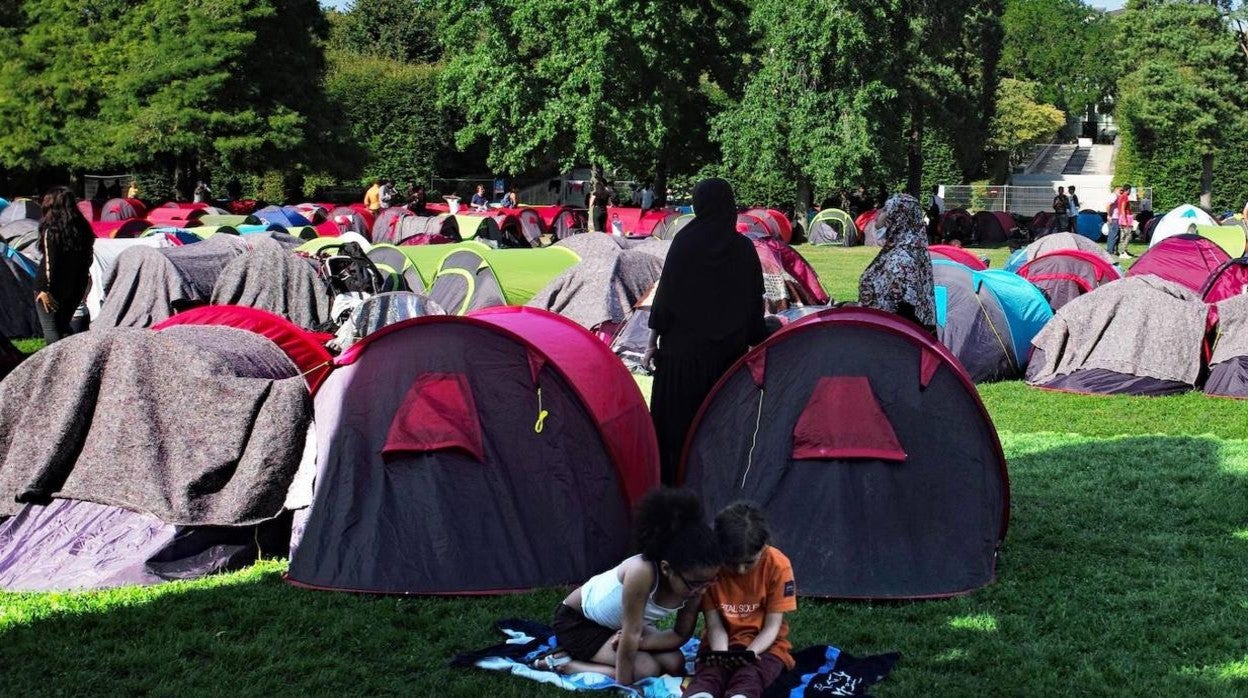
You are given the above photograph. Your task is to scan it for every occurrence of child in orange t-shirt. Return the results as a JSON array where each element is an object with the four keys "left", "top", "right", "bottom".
[{"left": 683, "top": 502, "right": 796, "bottom": 698}]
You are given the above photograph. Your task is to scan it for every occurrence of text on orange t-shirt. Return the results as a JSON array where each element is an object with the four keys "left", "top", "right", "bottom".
[{"left": 700, "top": 545, "right": 798, "bottom": 668}]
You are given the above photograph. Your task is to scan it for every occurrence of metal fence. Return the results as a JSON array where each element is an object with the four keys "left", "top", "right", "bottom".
[{"left": 941, "top": 185, "right": 1071, "bottom": 216}]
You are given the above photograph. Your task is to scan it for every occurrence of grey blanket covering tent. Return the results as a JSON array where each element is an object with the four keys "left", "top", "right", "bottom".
[
  {"left": 530, "top": 234, "right": 663, "bottom": 331},
  {"left": 1, "top": 243, "right": 38, "bottom": 338},
  {"left": 0, "top": 326, "right": 311, "bottom": 525},
  {"left": 1026, "top": 276, "right": 1208, "bottom": 388},
  {"left": 210, "top": 236, "right": 331, "bottom": 330},
  {"left": 96, "top": 234, "right": 249, "bottom": 327}
]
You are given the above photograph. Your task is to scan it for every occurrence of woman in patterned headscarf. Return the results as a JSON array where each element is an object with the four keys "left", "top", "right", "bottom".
[{"left": 858, "top": 193, "right": 936, "bottom": 334}]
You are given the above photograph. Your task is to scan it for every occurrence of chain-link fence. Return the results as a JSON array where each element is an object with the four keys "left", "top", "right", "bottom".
[{"left": 941, "top": 185, "right": 1074, "bottom": 216}]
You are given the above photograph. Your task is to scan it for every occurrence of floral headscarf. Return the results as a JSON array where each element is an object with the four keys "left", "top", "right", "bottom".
[{"left": 858, "top": 193, "right": 936, "bottom": 329}]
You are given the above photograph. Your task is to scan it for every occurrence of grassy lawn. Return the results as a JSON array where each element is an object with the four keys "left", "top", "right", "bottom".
[{"left": 2, "top": 238, "right": 1243, "bottom": 696}]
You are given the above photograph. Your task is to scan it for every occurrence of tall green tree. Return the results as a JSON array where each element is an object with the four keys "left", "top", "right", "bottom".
[
  {"left": 1115, "top": 0, "right": 1248, "bottom": 209},
  {"left": 329, "top": 0, "right": 441, "bottom": 63},
  {"left": 0, "top": 0, "right": 330, "bottom": 195},
  {"left": 987, "top": 78, "right": 1066, "bottom": 166},
  {"left": 438, "top": 0, "right": 750, "bottom": 198},
  {"left": 1000, "top": 0, "right": 1116, "bottom": 121}
]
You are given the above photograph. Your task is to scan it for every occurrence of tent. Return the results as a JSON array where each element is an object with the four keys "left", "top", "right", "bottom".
[
  {"left": 1016, "top": 249, "right": 1122, "bottom": 311},
  {"left": 147, "top": 207, "right": 206, "bottom": 228},
  {"left": 933, "top": 260, "right": 1053, "bottom": 382},
  {"left": 454, "top": 214, "right": 515, "bottom": 246},
  {"left": 681, "top": 307, "right": 1009, "bottom": 598},
  {"left": 745, "top": 208, "right": 793, "bottom": 242},
  {"left": 100, "top": 198, "right": 145, "bottom": 222},
  {"left": 929, "top": 245, "right": 987, "bottom": 270},
  {"left": 91, "top": 219, "right": 152, "bottom": 238},
  {"left": 78, "top": 200, "right": 100, "bottom": 221},
  {"left": 1193, "top": 223, "right": 1246, "bottom": 258},
  {"left": 86, "top": 236, "right": 179, "bottom": 320},
  {"left": 341, "top": 291, "right": 447, "bottom": 345},
  {"left": 808, "top": 208, "right": 859, "bottom": 246},
  {"left": 548, "top": 206, "right": 585, "bottom": 240},
  {"left": 428, "top": 246, "right": 581, "bottom": 315},
  {"left": 200, "top": 214, "right": 261, "bottom": 228},
  {"left": 1005, "top": 232, "right": 1119, "bottom": 273},
  {"left": 0, "top": 199, "right": 41, "bottom": 225},
  {"left": 748, "top": 234, "right": 830, "bottom": 310},
  {"left": 365, "top": 244, "right": 426, "bottom": 293},
  {"left": 660, "top": 214, "right": 695, "bottom": 239},
  {"left": 529, "top": 233, "right": 664, "bottom": 339},
  {"left": 603, "top": 207, "right": 670, "bottom": 238},
  {"left": 499, "top": 207, "right": 546, "bottom": 244},
  {"left": 1141, "top": 214, "right": 1164, "bottom": 243},
  {"left": 325, "top": 206, "right": 371, "bottom": 237},
  {"left": 210, "top": 237, "right": 332, "bottom": 330},
  {"left": 142, "top": 226, "right": 204, "bottom": 244},
  {"left": 1028, "top": 211, "right": 1055, "bottom": 237},
  {"left": 1073, "top": 210, "right": 1104, "bottom": 241},
  {"left": 941, "top": 208, "right": 974, "bottom": 244},
  {"left": 286, "top": 307, "right": 658, "bottom": 595},
  {"left": 254, "top": 205, "right": 313, "bottom": 229},
  {"left": 1206, "top": 292, "right": 1248, "bottom": 397},
  {"left": 736, "top": 213, "right": 770, "bottom": 237},
  {"left": 393, "top": 213, "right": 459, "bottom": 244},
  {"left": 0, "top": 242, "right": 38, "bottom": 338},
  {"left": 0, "top": 219, "right": 38, "bottom": 257},
  {"left": 0, "top": 320, "right": 319, "bottom": 590},
  {"left": 1026, "top": 276, "right": 1209, "bottom": 396},
  {"left": 1201, "top": 257, "right": 1248, "bottom": 303},
  {"left": 1126, "top": 234, "right": 1229, "bottom": 294},
  {"left": 1150, "top": 205, "right": 1217, "bottom": 247},
  {"left": 972, "top": 211, "right": 1015, "bottom": 245},
  {"left": 96, "top": 233, "right": 250, "bottom": 327},
  {"left": 855, "top": 209, "right": 880, "bottom": 236},
  {"left": 292, "top": 203, "right": 328, "bottom": 224}
]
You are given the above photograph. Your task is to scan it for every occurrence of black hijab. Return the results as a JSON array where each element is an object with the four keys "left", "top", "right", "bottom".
[{"left": 649, "top": 178, "right": 767, "bottom": 350}]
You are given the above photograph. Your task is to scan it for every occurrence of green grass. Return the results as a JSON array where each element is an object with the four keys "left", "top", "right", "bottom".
[{"left": 1, "top": 240, "right": 1242, "bottom": 696}]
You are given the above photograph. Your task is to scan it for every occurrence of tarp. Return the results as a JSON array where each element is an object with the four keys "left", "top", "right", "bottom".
[
  {"left": 87, "top": 236, "right": 178, "bottom": 320},
  {"left": 1027, "top": 276, "right": 1209, "bottom": 395},
  {"left": 210, "top": 237, "right": 332, "bottom": 330},
  {"left": 0, "top": 326, "right": 311, "bottom": 524},
  {"left": 0, "top": 200, "right": 41, "bottom": 225},
  {"left": 529, "top": 233, "right": 663, "bottom": 332},
  {"left": 96, "top": 233, "right": 249, "bottom": 327}
]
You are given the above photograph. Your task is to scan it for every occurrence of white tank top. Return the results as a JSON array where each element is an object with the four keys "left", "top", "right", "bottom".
[{"left": 579, "top": 555, "right": 684, "bottom": 629}]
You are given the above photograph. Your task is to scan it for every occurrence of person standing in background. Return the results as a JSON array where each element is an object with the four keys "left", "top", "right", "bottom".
[
  {"left": 363, "top": 178, "right": 381, "bottom": 216},
  {"left": 33, "top": 186, "right": 95, "bottom": 344}
]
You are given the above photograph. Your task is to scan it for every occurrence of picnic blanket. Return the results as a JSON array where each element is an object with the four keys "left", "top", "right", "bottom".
[{"left": 452, "top": 619, "right": 899, "bottom": 697}]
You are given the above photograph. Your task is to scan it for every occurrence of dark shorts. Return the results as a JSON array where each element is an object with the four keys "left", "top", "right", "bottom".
[{"left": 552, "top": 603, "right": 615, "bottom": 661}]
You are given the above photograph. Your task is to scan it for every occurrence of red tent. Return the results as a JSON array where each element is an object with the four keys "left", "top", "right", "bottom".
[
  {"left": 929, "top": 245, "right": 987, "bottom": 270},
  {"left": 745, "top": 208, "right": 793, "bottom": 242},
  {"left": 1017, "top": 249, "right": 1121, "bottom": 311},
  {"left": 1126, "top": 234, "right": 1229, "bottom": 294},
  {"left": 147, "top": 207, "right": 205, "bottom": 227},
  {"left": 101, "top": 198, "right": 147, "bottom": 222},
  {"left": 855, "top": 209, "right": 879, "bottom": 235},
  {"left": 1201, "top": 257, "right": 1248, "bottom": 303},
  {"left": 90, "top": 220, "right": 152, "bottom": 239}
]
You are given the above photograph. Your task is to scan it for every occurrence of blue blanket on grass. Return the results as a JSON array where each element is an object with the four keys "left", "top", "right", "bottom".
[{"left": 451, "top": 619, "right": 900, "bottom": 697}]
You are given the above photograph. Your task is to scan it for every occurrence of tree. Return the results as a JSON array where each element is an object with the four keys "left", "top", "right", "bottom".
[
  {"left": 1000, "top": 0, "right": 1116, "bottom": 121},
  {"left": 987, "top": 78, "right": 1066, "bottom": 166},
  {"left": 0, "top": 0, "right": 331, "bottom": 195},
  {"left": 329, "top": 0, "right": 441, "bottom": 63},
  {"left": 438, "top": 0, "right": 750, "bottom": 196},
  {"left": 1115, "top": 0, "right": 1248, "bottom": 209}
]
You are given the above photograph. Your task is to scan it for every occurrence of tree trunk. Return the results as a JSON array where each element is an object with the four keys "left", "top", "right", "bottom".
[
  {"left": 906, "top": 106, "right": 923, "bottom": 197},
  {"left": 1200, "top": 152, "right": 1213, "bottom": 210},
  {"left": 652, "top": 160, "right": 668, "bottom": 208},
  {"left": 796, "top": 176, "right": 813, "bottom": 242}
]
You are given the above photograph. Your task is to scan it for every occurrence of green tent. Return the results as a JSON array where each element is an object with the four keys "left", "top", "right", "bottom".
[
  {"left": 200, "top": 214, "right": 260, "bottom": 227},
  {"left": 190, "top": 225, "right": 240, "bottom": 238},
  {"left": 808, "top": 208, "right": 859, "bottom": 246},
  {"left": 429, "top": 246, "right": 581, "bottom": 314},
  {"left": 1195, "top": 224, "right": 1246, "bottom": 258}
]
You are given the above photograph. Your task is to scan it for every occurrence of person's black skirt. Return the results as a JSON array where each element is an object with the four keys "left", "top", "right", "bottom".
[{"left": 552, "top": 603, "right": 615, "bottom": 662}]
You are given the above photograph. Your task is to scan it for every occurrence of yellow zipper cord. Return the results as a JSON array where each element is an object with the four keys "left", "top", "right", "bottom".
[
  {"left": 534, "top": 386, "right": 549, "bottom": 433},
  {"left": 738, "top": 388, "right": 766, "bottom": 489}
]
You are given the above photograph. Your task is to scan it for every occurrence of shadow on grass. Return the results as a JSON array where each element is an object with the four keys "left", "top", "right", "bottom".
[{"left": 1, "top": 435, "right": 1245, "bottom": 696}]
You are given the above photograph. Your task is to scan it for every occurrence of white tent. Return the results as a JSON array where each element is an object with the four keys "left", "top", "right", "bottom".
[{"left": 1150, "top": 205, "right": 1217, "bottom": 247}]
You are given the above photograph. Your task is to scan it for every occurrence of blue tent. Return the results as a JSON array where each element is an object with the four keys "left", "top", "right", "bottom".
[
  {"left": 1075, "top": 210, "right": 1103, "bottom": 241},
  {"left": 254, "top": 205, "right": 312, "bottom": 229},
  {"left": 933, "top": 260, "right": 1053, "bottom": 382}
]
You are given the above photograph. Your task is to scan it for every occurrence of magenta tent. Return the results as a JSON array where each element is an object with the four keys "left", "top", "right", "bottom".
[
  {"left": 1126, "top": 234, "right": 1229, "bottom": 294},
  {"left": 929, "top": 245, "right": 987, "bottom": 270}
]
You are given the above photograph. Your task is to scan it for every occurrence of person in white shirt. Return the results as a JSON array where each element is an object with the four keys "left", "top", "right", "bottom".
[{"left": 641, "top": 183, "right": 655, "bottom": 211}]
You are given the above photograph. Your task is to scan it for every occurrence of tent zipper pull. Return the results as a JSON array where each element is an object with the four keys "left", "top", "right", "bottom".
[{"left": 534, "top": 387, "right": 549, "bottom": 433}]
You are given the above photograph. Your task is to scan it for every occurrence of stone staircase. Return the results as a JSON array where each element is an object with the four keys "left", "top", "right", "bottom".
[{"left": 1011, "top": 143, "right": 1116, "bottom": 209}]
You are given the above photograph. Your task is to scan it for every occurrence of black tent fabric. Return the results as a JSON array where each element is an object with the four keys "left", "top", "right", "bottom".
[
  {"left": 0, "top": 326, "right": 311, "bottom": 524},
  {"left": 287, "top": 318, "right": 633, "bottom": 594},
  {"left": 0, "top": 243, "right": 38, "bottom": 338},
  {"left": 681, "top": 308, "right": 1009, "bottom": 599}
]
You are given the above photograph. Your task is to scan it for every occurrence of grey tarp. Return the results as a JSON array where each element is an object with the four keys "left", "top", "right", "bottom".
[
  {"left": 1018, "top": 232, "right": 1118, "bottom": 269},
  {"left": 1207, "top": 292, "right": 1248, "bottom": 397},
  {"left": 96, "top": 234, "right": 249, "bottom": 327},
  {"left": 0, "top": 326, "right": 311, "bottom": 525},
  {"left": 1026, "top": 276, "right": 1208, "bottom": 392},
  {"left": 87, "top": 237, "right": 177, "bottom": 319},
  {"left": 210, "top": 236, "right": 331, "bottom": 330},
  {"left": 531, "top": 234, "right": 664, "bottom": 331}
]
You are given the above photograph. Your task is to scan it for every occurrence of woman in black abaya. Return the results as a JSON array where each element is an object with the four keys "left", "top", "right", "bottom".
[{"left": 643, "top": 178, "right": 768, "bottom": 484}]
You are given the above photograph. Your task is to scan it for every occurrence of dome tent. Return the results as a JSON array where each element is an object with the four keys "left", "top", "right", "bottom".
[{"left": 681, "top": 308, "right": 1009, "bottom": 599}]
